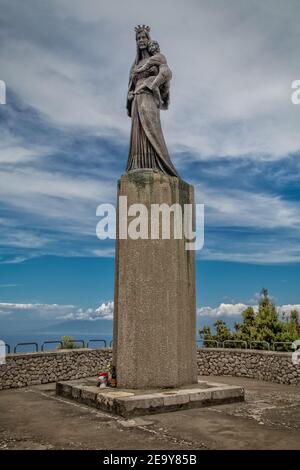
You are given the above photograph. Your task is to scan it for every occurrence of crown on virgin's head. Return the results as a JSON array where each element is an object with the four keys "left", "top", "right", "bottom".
[{"left": 134, "top": 25, "right": 151, "bottom": 34}]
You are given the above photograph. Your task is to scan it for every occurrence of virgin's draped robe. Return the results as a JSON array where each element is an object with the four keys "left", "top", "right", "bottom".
[{"left": 126, "top": 59, "right": 178, "bottom": 177}]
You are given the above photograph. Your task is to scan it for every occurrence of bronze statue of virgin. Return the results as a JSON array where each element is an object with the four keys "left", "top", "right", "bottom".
[{"left": 126, "top": 25, "right": 179, "bottom": 177}]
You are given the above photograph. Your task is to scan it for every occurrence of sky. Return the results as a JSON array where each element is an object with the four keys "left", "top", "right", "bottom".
[{"left": 0, "top": 0, "right": 300, "bottom": 334}]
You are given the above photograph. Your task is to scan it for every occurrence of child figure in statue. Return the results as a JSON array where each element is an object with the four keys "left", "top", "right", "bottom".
[{"left": 133, "top": 40, "right": 172, "bottom": 109}]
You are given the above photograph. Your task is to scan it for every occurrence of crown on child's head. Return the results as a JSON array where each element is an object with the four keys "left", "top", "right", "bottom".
[{"left": 134, "top": 25, "right": 151, "bottom": 35}]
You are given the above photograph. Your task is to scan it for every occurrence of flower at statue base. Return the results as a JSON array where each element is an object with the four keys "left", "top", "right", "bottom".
[{"left": 97, "top": 372, "right": 108, "bottom": 388}]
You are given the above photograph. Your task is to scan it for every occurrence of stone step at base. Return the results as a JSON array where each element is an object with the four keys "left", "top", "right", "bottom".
[{"left": 56, "top": 377, "right": 244, "bottom": 418}]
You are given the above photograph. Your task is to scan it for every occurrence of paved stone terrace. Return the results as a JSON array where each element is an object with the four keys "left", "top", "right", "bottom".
[{"left": 0, "top": 376, "right": 299, "bottom": 450}]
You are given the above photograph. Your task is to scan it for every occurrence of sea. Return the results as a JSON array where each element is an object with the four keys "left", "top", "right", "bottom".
[
  {"left": 0, "top": 316, "right": 234, "bottom": 353},
  {"left": 1, "top": 333, "right": 114, "bottom": 354},
  {"left": 1, "top": 332, "right": 206, "bottom": 354}
]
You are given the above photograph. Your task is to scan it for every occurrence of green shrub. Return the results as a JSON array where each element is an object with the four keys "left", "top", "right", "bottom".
[{"left": 58, "top": 335, "right": 81, "bottom": 349}]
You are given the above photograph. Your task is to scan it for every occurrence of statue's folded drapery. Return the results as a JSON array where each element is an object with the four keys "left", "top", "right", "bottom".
[{"left": 126, "top": 77, "right": 178, "bottom": 177}]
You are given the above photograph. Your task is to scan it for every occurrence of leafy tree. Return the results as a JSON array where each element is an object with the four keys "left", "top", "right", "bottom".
[
  {"left": 199, "top": 320, "right": 232, "bottom": 347},
  {"left": 199, "top": 289, "right": 300, "bottom": 350},
  {"left": 198, "top": 325, "right": 214, "bottom": 347},
  {"left": 234, "top": 306, "right": 257, "bottom": 344},
  {"left": 214, "top": 320, "right": 233, "bottom": 343},
  {"left": 279, "top": 309, "right": 300, "bottom": 346},
  {"left": 290, "top": 309, "right": 299, "bottom": 330},
  {"left": 254, "top": 288, "right": 283, "bottom": 344}
]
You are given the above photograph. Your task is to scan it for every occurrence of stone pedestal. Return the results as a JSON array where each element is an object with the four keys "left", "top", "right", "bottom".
[
  {"left": 56, "top": 378, "right": 245, "bottom": 417},
  {"left": 113, "top": 171, "right": 197, "bottom": 389}
]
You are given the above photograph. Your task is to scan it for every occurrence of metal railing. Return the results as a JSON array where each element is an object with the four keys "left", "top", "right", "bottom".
[
  {"left": 272, "top": 341, "right": 294, "bottom": 351},
  {"left": 87, "top": 339, "right": 107, "bottom": 348},
  {"left": 222, "top": 340, "right": 247, "bottom": 349},
  {"left": 14, "top": 342, "right": 39, "bottom": 353},
  {"left": 67, "top": 340, "right": 85, "bottom": 348},
  {"left": 197, "top": 339, "right": 220, "bottom": 348},
  {"left": 3, "top": 338, "right": 111, "bottom": 354},
  {"left": 249, "top": 340, "right": 270, "bottom": 350},
  {"left": 3, "top": 338, "right": 297, "bottom": 354},
  {"left": 41, "top": 341, "right": 63, "bottom": 351}
]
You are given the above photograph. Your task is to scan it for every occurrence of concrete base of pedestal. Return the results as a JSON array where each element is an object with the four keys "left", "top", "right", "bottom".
[
  {"left": 56, "top": 377, "right": 245, "bottom": 418},
  {"left": 113, "top": 171, "right": 197, "bottom": 389}
]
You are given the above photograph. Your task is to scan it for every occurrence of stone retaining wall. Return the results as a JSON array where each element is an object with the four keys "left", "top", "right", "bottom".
[
  {"left": 0, "top": 348, "right": 112, "bottom": 390},
  {"left": 197, "top": 348, "right": 300, "bottom": 385},
  {"left": 0, "top": 348, "right": 299, "bottom": 390}
]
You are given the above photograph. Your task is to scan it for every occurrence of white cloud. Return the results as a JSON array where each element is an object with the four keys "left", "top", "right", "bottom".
[
  {"left": 1, "top": 0, "right": 299, "bottom": 159},
  {"left": 0, "top": 302, "right": 77, "bottom": 322},
  {"left": 277, "top": 304, "right": 300, "bottom": 315},
  {"left": 0, "top": 131, "right": 54, "bottom": 164},
  {"left": 1, "top": 301, "right": 299, "bottom": 328},
  {"left": 0, "top": 166, "right": 116, "bottom": 242},
  {"left": 0, "top": 284, "right": 20, "bottom": 288},
  {"left": 198, "top": 186, "right": 300, "bottom": 230},
  {"left": 0, "top": 145, "right": 47, "bottom": 164},
  {"left": 197, "top": 303, "right": 251, "bottom": 317},
  {"left": 92, "top": 248, "right": 115, "bottom": 258},
  {"left": 95, "top": 302, "right": 114, "bottom": 320},
  {"left": 198, "top": 302, "right": 300, "bottom": 317},
  {"left": 1, "top": 0, "right": 300, "bottom": 265},
  {"left": 0, "top": 301, "right": 114, "bottom": 323},
  {"left": 201, "top": 244, "right": 300, "bottom": 265},
  {"left": 60, "top": 301, "right": 114, "bottom": 321},
  {"left": 0, "top": 255, "right": 30, "bottom": 264},
  {"left": 0, "top": 167, "right": 111, "bottom": 202},
  {"left": 0, "top": 230, "right": 51, "bottom": 249}
]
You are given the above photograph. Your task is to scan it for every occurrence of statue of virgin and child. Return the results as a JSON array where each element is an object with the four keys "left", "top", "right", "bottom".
[{"left": 126, "top": 25, "right": 179, "bottom": 177}]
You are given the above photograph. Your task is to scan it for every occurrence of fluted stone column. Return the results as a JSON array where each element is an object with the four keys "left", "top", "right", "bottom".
[{"left": 113, "top": 171, "right": 197, "bottom": 389}]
